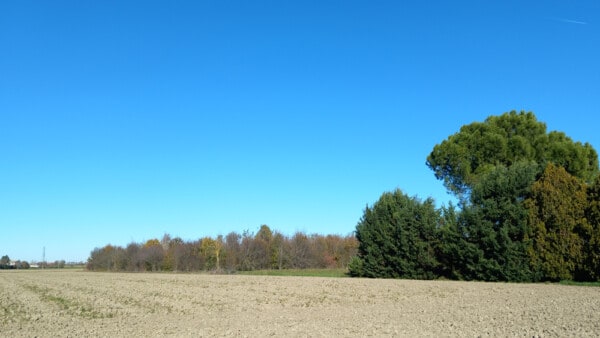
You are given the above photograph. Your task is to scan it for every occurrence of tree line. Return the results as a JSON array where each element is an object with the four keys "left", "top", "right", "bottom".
[
  {"left": 0, "top": 255, "right": 72, "bottom": 269},
  {"left": 350, "top": 111, "right": 600, "bottom": 282},
  {"left": 87, "top": 111, "right": 600, "bottom": 282},
  {"left": 86, "top": 225, "right": 358, "bottom": 272},
  {"left": 0, "top": 255, "right": 30, "bottom": 269}
]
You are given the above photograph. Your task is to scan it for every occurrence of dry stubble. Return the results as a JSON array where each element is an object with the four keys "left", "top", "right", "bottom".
[{"left": 1, "top": 270, "right": 599, "bottom": 337}]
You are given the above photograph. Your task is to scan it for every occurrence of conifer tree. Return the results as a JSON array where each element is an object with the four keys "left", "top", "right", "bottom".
[{"left": 351, "top": 189, "right": 440, "bottom": 279}]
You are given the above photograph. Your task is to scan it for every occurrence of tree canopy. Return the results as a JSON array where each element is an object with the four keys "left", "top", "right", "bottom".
[
  {"left": 426, "top": 111, "right": 598, "bottom": 199},
  {"left": 353, "top": 111, "right": 600, "bottom": 282}
]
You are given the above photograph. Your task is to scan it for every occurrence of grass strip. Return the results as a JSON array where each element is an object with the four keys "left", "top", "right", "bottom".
[
  {"left": 237, "top": 268, "right": 348, "bottom": 278},
  {"left": 559, "top": 280, "right": 600, "bottom": 287}
]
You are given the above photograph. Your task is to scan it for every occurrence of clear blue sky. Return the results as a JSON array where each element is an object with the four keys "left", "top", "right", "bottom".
[{"left": 1, "top": 1, "right": 599, "bottom": 262}]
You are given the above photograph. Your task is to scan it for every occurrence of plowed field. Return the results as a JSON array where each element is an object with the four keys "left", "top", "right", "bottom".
[{"left": 1, "top": 270, "right": 598, "bottom": 337}]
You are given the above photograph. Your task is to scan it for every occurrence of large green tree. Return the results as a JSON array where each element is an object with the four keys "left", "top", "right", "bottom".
[
  {"left": 525, "top": 163, "right": 587, "bottom": 281},
  {"left": 426, "top": 111, "right": 599, "bottom": 282},
  {"left": 350, "top": 189, "right": 440, "bottom": 279},
  {"left": 451, "top": 161, "right": 538, "bottom": 281},
  {"left": 426, "top": 111, "right": 598, "bottom": 199}
]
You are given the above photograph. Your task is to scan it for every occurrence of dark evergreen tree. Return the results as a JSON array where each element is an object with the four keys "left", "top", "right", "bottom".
[
  {"left": 435, "top": 202, "right": 474, "bottom": 280},
  {"left": 350, "top": 189, "right": 440, "bottom": 279},
  {"left": 583, "top": 176, "right": 600, "bottom": 280},
  {"left": 455, "top": 161, "right": 538, "bottom": 281}
]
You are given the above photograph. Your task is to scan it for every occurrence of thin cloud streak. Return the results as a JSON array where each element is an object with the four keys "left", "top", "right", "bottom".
[{"left": 549, "top": 17, "right": 588, "bottom": 25}]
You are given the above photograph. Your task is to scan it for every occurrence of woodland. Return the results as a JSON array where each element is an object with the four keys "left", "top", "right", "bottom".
[
  {"left": 350, "top": 111, "right": 600, "bottom": 281},
  {"left": 86, "top": 227, "right": 357, "bottom": 273},
  {"left": 86, "top": 111, "right": 600, "bottom": 282}
]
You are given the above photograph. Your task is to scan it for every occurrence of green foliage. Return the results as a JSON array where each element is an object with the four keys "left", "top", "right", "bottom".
[
  {"left": 583, "top": 176, "right": 600, "bottom": 280},
  {"left": 559, "top": 280, "right": 600, "bottom": 287},
  {"left": 350, "top": 189, "right": 440, "bottom": 279},
  {"left": 0, "top": 255, "right": 9, "bottom": 268},
  {"left": 427, "top": 110, "right": 599, "bottom": 199},
  {"left": 239, "top": 268, "right": 348, "bottom": 278},
  {"left": 347, "top": 256, "right": 363, "bottom": 277},
  {"left": 350, "top": 172, "right": 573, "bottom": 281},
  {"left": 434, "top": 203, "right": 465, "bottom": 279},
  {"left": 525, "top": 164, "right": 588, "bottom": 281},
  {"left": 420, "top": 111, "right": 599, "bottom": 282},
  {"left": 455, "top": 161, "right": 538, "bottom": 281}
]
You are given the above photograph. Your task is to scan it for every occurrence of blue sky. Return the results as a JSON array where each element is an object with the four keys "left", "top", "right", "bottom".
[{"left": 1, "top": 1, "right": 599, "bottom": 262}]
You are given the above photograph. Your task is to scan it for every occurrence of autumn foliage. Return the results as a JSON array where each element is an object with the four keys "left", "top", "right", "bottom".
[{"left": 86, "top": 227, "right": 357, "bottom": 273}]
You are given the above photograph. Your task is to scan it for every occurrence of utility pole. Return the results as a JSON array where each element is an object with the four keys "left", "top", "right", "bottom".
[{"left": 42, "top": 246, "right": 46, "bottom": 269}]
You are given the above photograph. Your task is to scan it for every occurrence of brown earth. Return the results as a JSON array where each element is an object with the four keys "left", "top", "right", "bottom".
[{"left": 1, "top": 270, "right": 599, "bottom": 337}]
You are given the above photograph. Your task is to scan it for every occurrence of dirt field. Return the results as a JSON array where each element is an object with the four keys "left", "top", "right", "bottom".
[{"left": 1, "top": 270, "right": 599, "bottom": 337}]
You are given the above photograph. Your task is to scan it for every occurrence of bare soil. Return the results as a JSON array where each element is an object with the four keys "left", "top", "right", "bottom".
[{"left": 1, "top": 270, "right": 598, "bottom": 337}]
